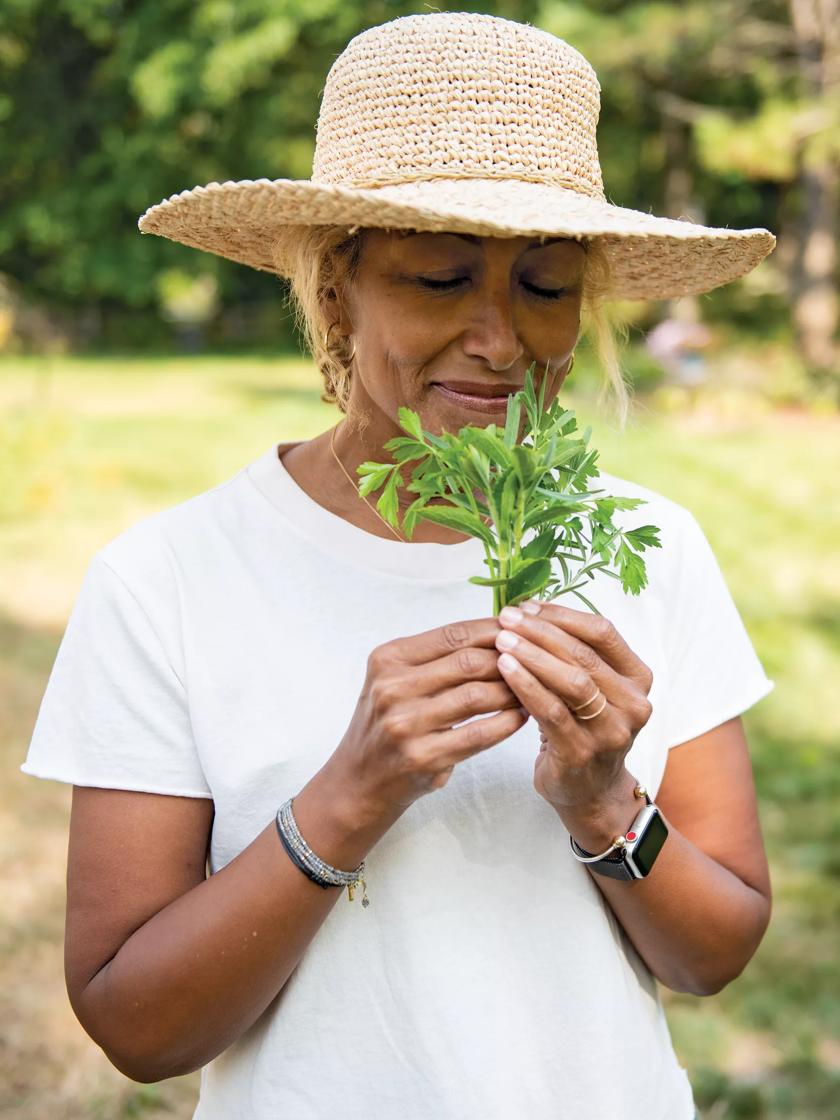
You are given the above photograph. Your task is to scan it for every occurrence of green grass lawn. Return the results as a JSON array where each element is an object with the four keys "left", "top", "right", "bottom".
[{"left": 2, "top": 353, "right": 839, "bottom": 1118}]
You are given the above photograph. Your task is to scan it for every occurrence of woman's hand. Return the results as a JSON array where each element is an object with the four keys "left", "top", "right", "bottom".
[
  {"left": 326, "top": 617, "right": 527, "bottom": 824},
  {"left": 494, "top": 600, "right": 654, "bottom": 813}
]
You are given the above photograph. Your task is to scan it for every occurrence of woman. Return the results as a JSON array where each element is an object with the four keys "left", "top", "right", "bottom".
[{"left": 22, "top": 12, "right": 776, "bottom": 1119}]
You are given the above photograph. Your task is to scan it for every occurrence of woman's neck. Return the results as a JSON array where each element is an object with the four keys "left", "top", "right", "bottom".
[{"left": 277, "top": 430, "right": 473, "bottom": 545}]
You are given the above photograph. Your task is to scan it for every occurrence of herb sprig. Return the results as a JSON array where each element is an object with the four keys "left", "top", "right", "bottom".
[{"left": 356, "top": 362, "right": 662, "bottom": 615}]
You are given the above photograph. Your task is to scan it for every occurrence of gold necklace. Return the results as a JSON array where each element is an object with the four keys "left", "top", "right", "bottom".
[{"left": 329, "top": 424, "right": 408, "bottom": 542}]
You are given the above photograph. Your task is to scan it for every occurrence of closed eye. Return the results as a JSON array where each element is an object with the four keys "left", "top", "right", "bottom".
[{"left": 415, "top": 277, "right": 568, "bottom": 301}]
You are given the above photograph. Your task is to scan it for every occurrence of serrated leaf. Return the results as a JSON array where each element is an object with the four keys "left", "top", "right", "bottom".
[
  {"left": 397, "top": 406, "right": 426, "bottom": 442},
  {"left": 624, "top": 525, "right": 662, "bottom": 552},
  {"left": 357, "top": 463, "right": 394, "bottom": 498},
  {"left": 615, "top": 540, "right": 648, "bottom": 595}
]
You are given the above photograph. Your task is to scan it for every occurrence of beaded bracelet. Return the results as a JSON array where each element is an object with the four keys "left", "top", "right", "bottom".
[{"left": 275, "top": 797, "right": 370, "bottom": 907}]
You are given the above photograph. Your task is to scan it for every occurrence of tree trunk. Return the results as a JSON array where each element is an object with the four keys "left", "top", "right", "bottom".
[{"left": 788, "top": 0, "right": 839, "bottom": 375}]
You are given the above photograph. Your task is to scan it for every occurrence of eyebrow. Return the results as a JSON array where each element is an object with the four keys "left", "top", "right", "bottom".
[{"left": 399, "top": 231, "right": 572, "bottom": 250}]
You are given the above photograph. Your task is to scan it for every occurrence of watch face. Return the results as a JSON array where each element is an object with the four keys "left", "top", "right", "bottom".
[{"left": 631, "top": 811, "right": 669, "bottom": 877}]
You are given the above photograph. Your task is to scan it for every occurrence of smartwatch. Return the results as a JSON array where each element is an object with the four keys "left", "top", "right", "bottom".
[{"left": 570, "top": 787, "right": 669, "bottom": 881}]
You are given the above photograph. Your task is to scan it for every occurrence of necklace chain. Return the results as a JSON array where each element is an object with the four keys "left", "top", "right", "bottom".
[{"left": 329, "top": 424, "right": 408, "bottom": 542}]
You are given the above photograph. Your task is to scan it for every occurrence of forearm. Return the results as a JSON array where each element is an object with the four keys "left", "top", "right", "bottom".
[
  {"left": 74, "top": 767, "right": 397, "bottom": 1082},
  {"left": 556, "top": 769, "right": 771, "bottom": 996}
]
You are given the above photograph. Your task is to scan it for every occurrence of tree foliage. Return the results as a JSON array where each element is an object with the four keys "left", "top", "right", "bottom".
[{"left": 1, "top": 0, "right": 836, "bottom": 365}]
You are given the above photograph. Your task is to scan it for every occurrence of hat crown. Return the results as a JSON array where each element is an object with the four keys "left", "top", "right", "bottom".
[{"left": 311, "top": 12, "right": 605, "bottom": 200}]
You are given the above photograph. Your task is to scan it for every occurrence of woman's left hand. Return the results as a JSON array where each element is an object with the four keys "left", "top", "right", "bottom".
[{"left": 494, "top": 600, "right": 654, "bottom": 812}]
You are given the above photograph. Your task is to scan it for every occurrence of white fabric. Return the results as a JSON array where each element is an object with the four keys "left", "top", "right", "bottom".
[{"left": 22, "top": 442, "right": 774, "bottom": 1120}]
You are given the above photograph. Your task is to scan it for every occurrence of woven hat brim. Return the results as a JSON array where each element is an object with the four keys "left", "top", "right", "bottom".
[{"left": 138, "top": 177, "right": 776, "bottom": 301}]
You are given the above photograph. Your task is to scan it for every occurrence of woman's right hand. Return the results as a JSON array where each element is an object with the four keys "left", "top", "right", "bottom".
[{"left": 324, "top": 616, "right": 529, "bottom": 820}]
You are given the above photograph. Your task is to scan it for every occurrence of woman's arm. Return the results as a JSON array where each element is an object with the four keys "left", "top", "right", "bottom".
[
  {"left": 557, "top": 715, "right": 771, "bottom": 996},
  {"left": 65, "top": 767, "right": 395, "bottom": 1083}
]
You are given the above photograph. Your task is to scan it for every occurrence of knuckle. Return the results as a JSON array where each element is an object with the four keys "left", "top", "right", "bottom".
[
  {"left": 632, "top": 695, "right": 653, "bottom": 727},
  {"left": 441, "top": 622, "right": 470, "bottom": 651},
  {"left": 593, "top": 617, "right": 617, "bottom": 646},
  {"left": 571, "top": 642, "right": 601, "bottom": 674},
  {"left": 380, "top": 707, "right": 413, "bottom": 742},
  {"left": 568, "top": 669, "right": 592, "bottom": 697},
  {"left": 455, "top": 646, "right": 484, "bottom": 676},
  {"left": 369, "top": 676, "right": 401, "bottom": 713},
  {"left": 367, "top": 643, "right": 393, "bottom": 675},
  {"left": 401, "top": 742, "right": 432, "bottom": 773},
  {"left": 546, "top": 695, "right": 572, "bottom": 727},
  {"left": 463, "top": 680, "right": 487, "bottom": 710},
  {"left": 463, "top": 716, "right": 491, "bottom": 750}
]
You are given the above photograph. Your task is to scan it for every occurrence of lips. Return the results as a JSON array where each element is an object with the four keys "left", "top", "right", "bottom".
[
  {"left": 432, "top": 383, "right": 518, "bottom": 412},
  {"left": 434, "top": 381, "right": 521, "bottom": 396}
]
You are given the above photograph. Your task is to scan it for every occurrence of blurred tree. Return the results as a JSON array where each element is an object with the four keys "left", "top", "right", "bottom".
[
  {"left": 539, "top": 0, "right": 839, "bottom": 389},
  {"left": 1, "top": 0, "right": 834, "bottom": 378},
  {"left": 787, "top": 0, "right": 839, "bottom": 375}
]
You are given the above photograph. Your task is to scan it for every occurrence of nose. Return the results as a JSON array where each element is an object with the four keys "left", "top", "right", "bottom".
[{"left": 461, "top": 283, "right": 524, "bottom": 371}]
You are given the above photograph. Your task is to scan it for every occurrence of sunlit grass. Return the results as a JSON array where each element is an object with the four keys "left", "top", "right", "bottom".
[{"left": 2, "top": 353, "right": 838, "bottom": 1118}]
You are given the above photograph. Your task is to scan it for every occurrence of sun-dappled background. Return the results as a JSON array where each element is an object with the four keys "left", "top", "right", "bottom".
[{"left": 3, "top": 1, "right": 839, "bottom": 1118}]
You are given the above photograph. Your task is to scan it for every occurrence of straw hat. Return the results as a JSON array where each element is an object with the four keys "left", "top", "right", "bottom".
[{"left": 137, "top": 11, "right": 775, "bottom": 301}]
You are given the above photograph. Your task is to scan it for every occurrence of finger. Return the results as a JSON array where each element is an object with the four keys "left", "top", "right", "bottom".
[
  {"left": 385, "top": 647, "right": 515, "bottom": 706},
  {"left": 521, "top": 601, "right": 653, "bottom": 692},
  {"left": 497, "top": 608, "right": 631, "bottom": 707},
  {"left": 383, "top": 617, "right": 505, "bottom": 668},
  {"left": 496, "top": 652, "right": 585, "bottom": 743},
  {"left": 423, "top": 678, "right": 523, "bottom": 733},
  {"left": 431, "top": 704, "right": 529, "bottom": 766},
  {"left": 496, "top": 642, "right": 623, "bottom": 738}
]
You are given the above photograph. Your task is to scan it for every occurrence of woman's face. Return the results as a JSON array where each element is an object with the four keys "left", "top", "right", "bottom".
[{"left": 331, "top": 228, "right": 586, "bottom": 440}]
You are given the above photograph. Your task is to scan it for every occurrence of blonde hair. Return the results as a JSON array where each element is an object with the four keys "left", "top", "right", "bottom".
[{"left": 275, "top": 226, "right": 631, "bottom": 430}]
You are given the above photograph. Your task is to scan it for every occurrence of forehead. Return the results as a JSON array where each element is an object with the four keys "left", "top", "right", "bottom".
[{"left": 369, "top": 228, "right": 584, "bottom": 258}]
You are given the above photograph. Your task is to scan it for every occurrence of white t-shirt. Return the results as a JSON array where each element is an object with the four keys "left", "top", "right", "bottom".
[{"left": 22, "top": 441, "right": 774, "bottom": 1120}]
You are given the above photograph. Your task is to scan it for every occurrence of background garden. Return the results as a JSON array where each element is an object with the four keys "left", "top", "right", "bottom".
[{"left": 2, "top": 1, "right": 838, "bottom": 1118}]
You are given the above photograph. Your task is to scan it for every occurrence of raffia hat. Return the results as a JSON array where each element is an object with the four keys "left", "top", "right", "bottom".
[{"left": 137, "top": 11, "right": 775, "bottom": 301}]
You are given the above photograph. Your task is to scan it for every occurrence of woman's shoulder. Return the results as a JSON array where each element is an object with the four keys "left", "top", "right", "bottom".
[
  {"left": 94, "top": 461, "right": 255, "bottom": 594},
  {"left": 593, "top": 467, "right": 697, "bottom": 533}
]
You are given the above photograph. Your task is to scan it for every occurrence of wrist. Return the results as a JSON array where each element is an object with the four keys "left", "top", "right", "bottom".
[
  {"left": 292, "top": 766, "right": 396, "bottom": 872},
  {"left": 554, "top": 769, "right": 642, "bottom": 854}
]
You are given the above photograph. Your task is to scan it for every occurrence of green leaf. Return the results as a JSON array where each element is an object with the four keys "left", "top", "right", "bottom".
[
  {"left": 415, "top": 505, "right": 496, "bottom": 548},
  {"left": 357, "top": 463, "right": 394, "bottom": 498},
  {"left": 376, "top": 468, "right": 403, "bottom": 529},
  {"left": 397, "top": 406, "right": 427, "bottom": 443},
  {"left": 510, "top": 444, "right": 538, "bottom": 488},
  {"left": 624, "top": 525, "right": 663, "bottom": 552},
  {"left": 506, "top": 557, "right": 551, "bottom": 604},
  {"left": 615, "top": 540, "right": 649, "bottom": 595},
  {"left": 503, "top": 393, "right": 522, "bottom": 447},
  {"left": 521, "top": 526, "right": 557, "bottom": 560}
]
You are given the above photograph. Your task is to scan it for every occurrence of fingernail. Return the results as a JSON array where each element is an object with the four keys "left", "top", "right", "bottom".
[
  {"left": 497, "top": 630, "right": 519, "bottom": 650},
  {"left": 498, "top": 652, "right": 519, "bottom": 672},
  {"left": 499, "top": 606, "right": 523, "bottom": 625},
  {"left": 520, "top": 601, "right": 541, "bottom": 615}
]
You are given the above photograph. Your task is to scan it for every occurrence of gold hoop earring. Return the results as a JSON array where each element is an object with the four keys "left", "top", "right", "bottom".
[
  {"left": 566, "top": 351, "right": 576, "bottom": 375},
  {"left": 323, "top": 323, "right": 356, "bottom": 362}
]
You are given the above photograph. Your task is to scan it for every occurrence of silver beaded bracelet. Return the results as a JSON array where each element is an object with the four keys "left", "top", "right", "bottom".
[{"left": 275, "top": 797, "right": 370, "bottom": 907}]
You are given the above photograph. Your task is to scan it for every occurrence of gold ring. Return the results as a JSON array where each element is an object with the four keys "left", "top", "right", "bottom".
[
  {"left": 576, "top": 695, "right": 608, "bottom": 720},
  {"left": 570, "top": 688, "right": 601, "bottom": 712}
]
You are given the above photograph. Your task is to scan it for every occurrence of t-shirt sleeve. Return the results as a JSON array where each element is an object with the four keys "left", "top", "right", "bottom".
[
  {"left": 660, "top": 510, "right": 774, "bottom": 749},
  {"left": 21, "top": 550, "right": 212, "bottom": 798}
]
